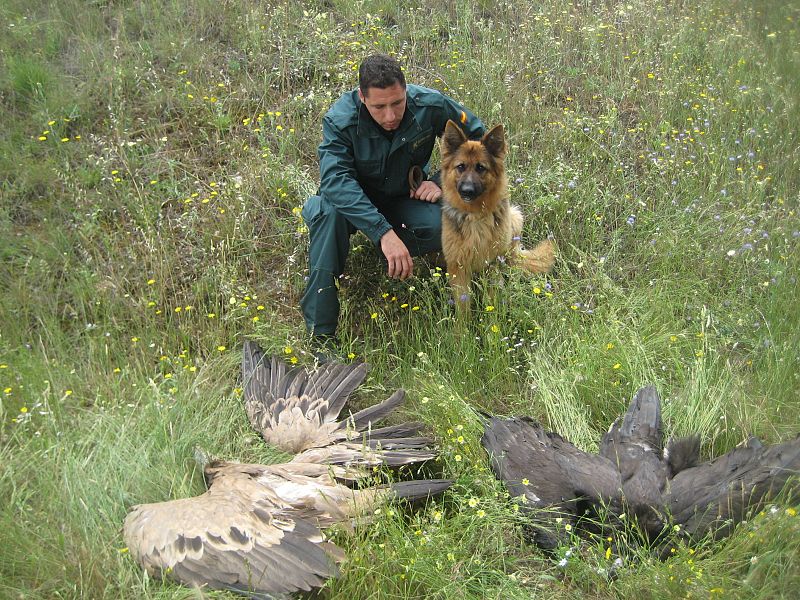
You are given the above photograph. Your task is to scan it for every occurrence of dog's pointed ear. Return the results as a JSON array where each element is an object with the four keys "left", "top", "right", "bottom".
[
  {"left": 481, "top": 124, "right": 506, "bottom": 159},
  {"left": 442, "top": 120, "right": 467, "bottom": 156}
]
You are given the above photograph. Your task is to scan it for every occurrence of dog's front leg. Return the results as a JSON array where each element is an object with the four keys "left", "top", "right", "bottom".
[{"left": 447, "top": 263, "right": 472, "bottom": 314}]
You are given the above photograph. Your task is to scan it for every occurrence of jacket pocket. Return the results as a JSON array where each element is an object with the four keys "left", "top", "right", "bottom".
[
  {"left": 354, "top": 158, "right": 384, "bottom": 183},
  {"left": 407, "top": 129, "right": 435, "bottom": 164}
]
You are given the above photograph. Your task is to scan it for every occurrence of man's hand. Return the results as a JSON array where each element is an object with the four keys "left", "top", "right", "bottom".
[
  {"left": 380, "top": 229, "right": 413, "bottom": 280},
  {"left": 410, "top": 181, "right": 442, "bottom": 203}
]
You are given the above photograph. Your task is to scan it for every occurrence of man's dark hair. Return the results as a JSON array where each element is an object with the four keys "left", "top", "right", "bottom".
[{"left": 358, "top": 54, "right": 406, "bottom": 95}]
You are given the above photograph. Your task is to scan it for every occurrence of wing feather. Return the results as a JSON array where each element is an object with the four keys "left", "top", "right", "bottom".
[
  {"left": 241, "top": 342, "right": 409, "bottom": 457},
  {"left": 481, "top": 416, "right": 623, "bottom": 551},
  {"left": 317, "top": 363, "right": 369, "bottom": 421},
  {"left": 665, "top": 437, "right": 800, "bottom": 541},
  {"left": 484, "top": 417, "right": 572, "bottom": 504},
  {"left": 347, "top": 389, "right": 406, "bottom": 430},
  {"left": 123, "top": 484, "right": 341, "bottom": 597}
]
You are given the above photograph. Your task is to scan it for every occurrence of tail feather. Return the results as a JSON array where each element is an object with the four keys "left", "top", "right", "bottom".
[
  {"left": 619, "top": 385, "right": 662, "bottom": 448},
  {"left": 347, "top": 389, "right": 406, "bottom": 430},
  {"left": 519, "top": 239, "right": 556, "bottom": 274},
  {"left": 389, "top": 479, "right": 453, "bottom": 501},
  {"left": 367, "top": 422, "right": 426, "bottom": 439},
  {"left": 600, "top": 385, "right": 663, "bottom": 460}
]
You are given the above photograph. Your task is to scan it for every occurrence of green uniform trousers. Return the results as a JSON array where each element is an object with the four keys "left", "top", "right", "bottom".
[{"left": 300, "top": 194, "right": 443, "bottom": 336}]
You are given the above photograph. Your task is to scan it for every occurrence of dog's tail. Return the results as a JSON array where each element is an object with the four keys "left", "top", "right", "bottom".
[{"left": 519, "top": 239, "right": 556, "bottom": 274}]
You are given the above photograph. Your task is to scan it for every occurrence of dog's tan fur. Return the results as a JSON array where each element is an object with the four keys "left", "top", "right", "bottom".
[{"left": 440, "top": 120, "right": 555, "bottom": 308}]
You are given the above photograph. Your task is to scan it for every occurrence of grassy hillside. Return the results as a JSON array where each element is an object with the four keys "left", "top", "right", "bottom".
[{"left": 1, "top": 0, "right": 798, "bottom": 598}]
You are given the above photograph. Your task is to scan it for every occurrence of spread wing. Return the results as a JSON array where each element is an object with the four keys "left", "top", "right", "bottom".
[
  {"left": 481, "top": 415, "right": 623, "bottom": 550},
  {"left": 483, "top": 415, "right": 622, "bottom": 507},
  {"left": 204, "top": 461, "right": 452, "bottom": 528},
  {"left": 242, "top": 340, "right": 368, "bottom": 453},
  {"left": 123, "top": 479, "right": 343, "bottom": 598},
  {"left": 665, "top": 436, "right": 800, "bottom": 541},
  {"left": 263, "top": 462, "right": 453, "bottom": 524},
  {"left": 242, "top": 342, "right": 433, "bottom": 463}
]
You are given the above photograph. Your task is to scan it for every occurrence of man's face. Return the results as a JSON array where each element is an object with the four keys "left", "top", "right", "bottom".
[{"left": 358, "top": 82, "right": 407, "bottom": 131}]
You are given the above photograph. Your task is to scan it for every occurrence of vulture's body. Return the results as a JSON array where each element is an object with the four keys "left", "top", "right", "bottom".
[
  {"left": 124, "top": 344, "right": 449, "bottom": 597},
  {"left": 124, "top": 461, "right": 452, "bottom": 597},
  {"left": 482, "top": 385, "right": 800, "bottom": 552}
]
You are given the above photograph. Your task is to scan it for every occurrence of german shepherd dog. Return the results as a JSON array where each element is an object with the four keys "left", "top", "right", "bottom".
[{"left": 440, "top": 120, "right": 555, "bottom": 309}]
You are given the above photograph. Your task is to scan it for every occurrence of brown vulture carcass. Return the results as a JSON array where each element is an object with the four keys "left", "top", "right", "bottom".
[{"left": 123, "top": 343, "right": 448, "bottom": 597}]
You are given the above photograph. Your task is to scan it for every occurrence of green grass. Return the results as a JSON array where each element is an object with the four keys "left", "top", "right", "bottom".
[{"left": 1, "top": 0, "right": 799, "bottom": 598}]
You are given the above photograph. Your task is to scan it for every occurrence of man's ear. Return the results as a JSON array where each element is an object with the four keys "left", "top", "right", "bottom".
[
  {"left": 481, "top": 124, "right": 506, "bottom": 159},
  {"left": 442, "top": 120, "right": 468, "bottom": 157}
]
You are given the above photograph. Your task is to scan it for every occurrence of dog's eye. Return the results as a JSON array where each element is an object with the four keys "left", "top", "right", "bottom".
[
  {"left": 475, "top": 163, "right": 487, "bottom": 173},
  {"left": 455, "top": 163, "right": 466, "bottom": 173}
]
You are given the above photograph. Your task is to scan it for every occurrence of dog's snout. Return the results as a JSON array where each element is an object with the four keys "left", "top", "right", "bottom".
[
  {"left": 459, "top": 180, "right": 476, "bottom": 196},
  {"left": 458, "top": 176, "right": 483, "bottom": 202}
]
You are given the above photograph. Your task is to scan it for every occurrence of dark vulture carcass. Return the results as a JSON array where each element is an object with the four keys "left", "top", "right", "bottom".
[
  {"left": 482, "top": 385, "right": 800, "bottom": 553},
  {"left": 124, "top": 344, "right": 449, "bottom": 597}
]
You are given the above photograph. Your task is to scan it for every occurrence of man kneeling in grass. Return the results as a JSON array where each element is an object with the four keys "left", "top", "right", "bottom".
[{"left": 300, "top": 53, "right": 485, "bottom": 359}]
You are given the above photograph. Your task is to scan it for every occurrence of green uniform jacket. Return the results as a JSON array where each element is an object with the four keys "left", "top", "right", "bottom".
[{"left": 317, "top": 84, "right": 485, "bottom": 244}]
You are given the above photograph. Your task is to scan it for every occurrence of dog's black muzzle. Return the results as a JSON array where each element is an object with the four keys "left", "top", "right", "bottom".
[{"left": 458, "top": 180, "right": 483, "bottom": 203}]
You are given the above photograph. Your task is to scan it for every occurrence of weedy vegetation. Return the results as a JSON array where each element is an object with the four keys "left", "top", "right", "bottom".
[{"left": 1, "top": 0, "right": 798, "bottom": 598}]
